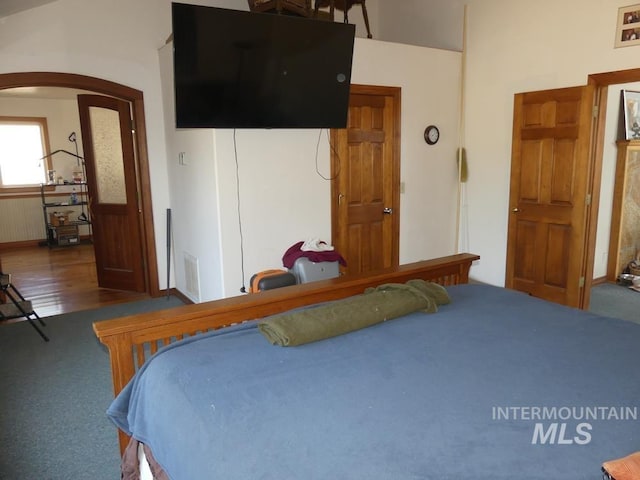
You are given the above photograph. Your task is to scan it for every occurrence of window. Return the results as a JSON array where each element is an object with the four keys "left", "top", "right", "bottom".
[{"left": 0, "top": 117, "right": 51, "bottom": 188}]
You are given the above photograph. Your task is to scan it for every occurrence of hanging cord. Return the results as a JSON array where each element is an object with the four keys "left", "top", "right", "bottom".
[
  {"left": 234, "top": 129, "right": 247, "bottom": 293},
  {"left": 68, "top": 131, "right": 79, "bottom": 165},
  {"left": 68, "top": 132, "right": 89, "bottom": 223},
  {"left": 315, "top": 128, "right": 341, "bottom": 180},
  {"left": 455, "top": 5, "right": 469, "bottom": 254}
]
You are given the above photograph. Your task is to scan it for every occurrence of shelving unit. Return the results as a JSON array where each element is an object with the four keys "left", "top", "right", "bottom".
[{"left": 40, "top": 182, "right": 92, "bottom": 248}]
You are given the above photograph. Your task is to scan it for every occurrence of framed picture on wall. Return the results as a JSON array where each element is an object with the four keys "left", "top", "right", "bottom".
[
  {"left": 615, "top": 4, "right": 640, "bottom": 47},
  {"left": 621, "top": 90, "right": 640, "bottom": 140}
]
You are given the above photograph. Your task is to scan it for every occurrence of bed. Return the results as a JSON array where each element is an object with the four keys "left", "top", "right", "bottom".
[{"left": 94, "top": 253, "right": 640, "bottom": 479}]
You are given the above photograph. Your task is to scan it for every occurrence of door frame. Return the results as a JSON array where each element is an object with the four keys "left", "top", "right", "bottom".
[
  {"left": 581, "top": 68, "right": 640, "bottom": 308},
  {"left": 0, "top": 72, "right": 159, "bottom": 296},
  {"left": 329, "top": 83, "right": 402, "bottom": 273}
]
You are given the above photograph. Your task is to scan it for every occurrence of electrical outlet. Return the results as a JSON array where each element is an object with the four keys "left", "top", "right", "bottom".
[{"left": 178, "top": 152, "right": 188, "bottom": 166}]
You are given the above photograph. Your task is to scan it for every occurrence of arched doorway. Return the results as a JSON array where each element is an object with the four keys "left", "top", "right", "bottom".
[{"left": 0, "top": 72, "right": 159, "bottom": 297}]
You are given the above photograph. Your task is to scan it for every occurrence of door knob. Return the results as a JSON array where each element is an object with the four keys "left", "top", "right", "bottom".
[
  {"left": 383, "top": 207, "right": 393, "bottom": 215},
  {"left": 512, "top": 208, "right": 520, "bottom": 213}
]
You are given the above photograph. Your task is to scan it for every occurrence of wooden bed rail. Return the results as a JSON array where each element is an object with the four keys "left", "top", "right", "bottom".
[{"left": 94, "top": 253, "right": 478, "bottom": 452}]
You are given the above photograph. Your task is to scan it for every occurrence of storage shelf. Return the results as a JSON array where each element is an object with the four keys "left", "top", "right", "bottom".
[
  {"left": 46, "top": 221, "right": 91, "bottom": 228},
  {"left": 43, "top": 181, "right": 87, "bottom": 186},
  {"left": 40, "top": 183, "right": 92, "bottom": 248}
]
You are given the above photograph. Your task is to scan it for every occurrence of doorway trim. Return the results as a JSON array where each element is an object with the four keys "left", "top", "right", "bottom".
[
  {"left": 582, "top": 68, "right": 640, "bottom": 308},
  {"left": 0, "top": 72, "right": 159, "bottom": 296}
]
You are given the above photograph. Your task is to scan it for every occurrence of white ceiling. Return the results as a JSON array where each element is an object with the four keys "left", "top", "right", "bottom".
[{"left": 0, "top": 0, "right": 56, "bottom": 17}]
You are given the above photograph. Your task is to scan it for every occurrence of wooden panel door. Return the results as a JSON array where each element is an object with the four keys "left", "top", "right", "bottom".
[
  {"left": 78, "top": 95, "right": 146, "bottom": 292},
  {"left": 331, "top": 85, "right": 400, "bottom": 276},
  {"left": 505, "top": 85, "right": 595, "bottom": 307}
]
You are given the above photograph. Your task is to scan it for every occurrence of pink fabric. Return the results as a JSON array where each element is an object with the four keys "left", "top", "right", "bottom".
[{"left": 282, "top": 241, "right": 347, "bottom": 269}]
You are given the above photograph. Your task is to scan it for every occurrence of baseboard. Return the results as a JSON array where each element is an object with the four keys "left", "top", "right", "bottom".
[
  {"left": 0, "top": 239, "right": 44, "bottom": 250},
  {"left": 0, "top": 237, "right": 94, "bottom": 251},
  {"left": 592, "top": 276, "right": 611, "bottom": 286},
  {"left": 157, "top": 288, "right": 194, "bottom": 305}
]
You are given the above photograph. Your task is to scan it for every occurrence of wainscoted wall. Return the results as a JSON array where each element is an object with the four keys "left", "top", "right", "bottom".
[
  {"left": 0, "top": 192, "right": 90, "bottom": 245},
  {"left": 0, "top": 196, "right": 44, "bottom": 243}
]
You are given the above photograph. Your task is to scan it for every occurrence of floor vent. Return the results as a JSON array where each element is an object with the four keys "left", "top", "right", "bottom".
[{"left": 183, "top": 252, "right": 201, "bottom": 303}]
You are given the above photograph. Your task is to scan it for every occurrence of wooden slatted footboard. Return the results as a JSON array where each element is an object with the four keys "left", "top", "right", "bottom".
[{"left": 94, "top": 252, "right": 478, "bottom": 452}]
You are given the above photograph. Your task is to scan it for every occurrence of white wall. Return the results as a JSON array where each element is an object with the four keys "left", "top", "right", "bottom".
[
  {"left": 351, "top": 40, "right": 462, "bottom": 266},
  {"left": 162, "top": 35, "right": 462, "bottom": 300},
  {"left": 378, "top": 0, "right": 465, "bottom": 52},
  {"left": 463, "top": 0, "right": 640, "bottom": 286},
  {"left": 159, "top": 43, "right": 223, "bottom": 301},
  {"left": 0, "top": 0, "right": 173, "bottom": 285},
  {"left": 1, "top": 0, "right": 461, "bottom": 300}
]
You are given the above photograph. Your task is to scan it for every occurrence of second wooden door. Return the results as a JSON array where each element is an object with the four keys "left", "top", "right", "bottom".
[
  {"left": 331, "top": 85, "right": 401, "bottom": 276},
  {"left": 505, "top": 85, "right": 595, "bottom": 307}
]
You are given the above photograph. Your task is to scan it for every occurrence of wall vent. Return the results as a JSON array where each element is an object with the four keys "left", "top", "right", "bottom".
[{"left": 183, "top": 252, "right": 201, "bottom": 303}]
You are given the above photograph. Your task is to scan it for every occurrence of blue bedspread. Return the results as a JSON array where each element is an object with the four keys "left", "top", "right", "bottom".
[{"left": 107, "top": 284, "right": 640, "bottom": 479}]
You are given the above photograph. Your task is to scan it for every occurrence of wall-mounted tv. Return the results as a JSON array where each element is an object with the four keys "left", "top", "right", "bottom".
[{"left": 171, "top": 3, "right": 356, "bottom": 129}]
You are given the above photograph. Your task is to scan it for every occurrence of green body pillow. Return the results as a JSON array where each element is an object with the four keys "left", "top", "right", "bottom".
[{"left": 258, "top": 280, "right": 448, "bottom": 347}]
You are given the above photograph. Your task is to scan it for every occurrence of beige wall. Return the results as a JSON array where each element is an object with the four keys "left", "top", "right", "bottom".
[
  {"left": 161, "top": 37, "right": 463, "bottom": 300},
  {"left": 463, "top": 0, "right": 640, "bottom": 285},
  {"left": 8, "top": 1, "right": 635, "bottom": 294},
  {"left": 0, "top": 0, "right": 463, "bottom": 299},
  {"left": 0, "top": 0, "right": 175, "bottom": 283}
]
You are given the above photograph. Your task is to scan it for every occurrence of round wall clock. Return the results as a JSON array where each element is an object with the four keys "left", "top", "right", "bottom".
[{"left": 424, "top": 125, "right": 440, "bottom": 145}]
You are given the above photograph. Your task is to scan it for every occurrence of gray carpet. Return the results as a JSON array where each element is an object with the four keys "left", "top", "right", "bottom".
[
  {"left": 0, "top": 285, "right": 635, "bottom": 479},
  {"left": 0, "top": 296, "right": 184, "bottom": 480},
  {"left": 589, "top": 282, "right": 640, "bottom": 325}
]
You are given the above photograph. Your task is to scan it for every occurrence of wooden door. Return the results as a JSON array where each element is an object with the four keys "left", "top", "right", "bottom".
[
  {"left": 78, "top": 95, "right": 146, "bottom": 292},
  {"left": 505, "top": 85, "right": 595, "bottom": 307},
  {"left": 331, "top": 85, "right": 400, "bottom": 276}
]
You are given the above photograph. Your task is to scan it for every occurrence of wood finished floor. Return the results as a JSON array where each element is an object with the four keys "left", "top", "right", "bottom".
[{"left": 0, "top": 243, "right": 150, "bottom": 319}]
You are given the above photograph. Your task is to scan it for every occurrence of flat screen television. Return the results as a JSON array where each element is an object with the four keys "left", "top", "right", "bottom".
[{"left": 171, "top": 3, "right": 356, "bottom": 129}]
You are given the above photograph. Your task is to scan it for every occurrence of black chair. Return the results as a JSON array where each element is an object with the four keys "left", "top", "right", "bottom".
[
  {"left": 314, "top": 0, "right": 373, "bottom": 39},
  {"left": 247, "top": 0, "right": 313, "bottom": 17},
  {"left": 0, "top": 272, "right": 48, "bottom": 342}
]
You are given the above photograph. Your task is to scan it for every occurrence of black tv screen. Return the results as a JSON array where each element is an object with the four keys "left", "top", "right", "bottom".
[{"left": 171, "top": 3, "right": 355, "bottom": 129}]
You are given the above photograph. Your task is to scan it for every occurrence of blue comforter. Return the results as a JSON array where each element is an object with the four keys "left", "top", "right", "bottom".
[{"left": 107, "top": 284, "right": 640, "bottom": 479}]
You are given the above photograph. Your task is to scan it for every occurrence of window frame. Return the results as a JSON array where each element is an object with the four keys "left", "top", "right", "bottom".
[{"left": 0, "top": 116, "right": 52, "bottom": 193}]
